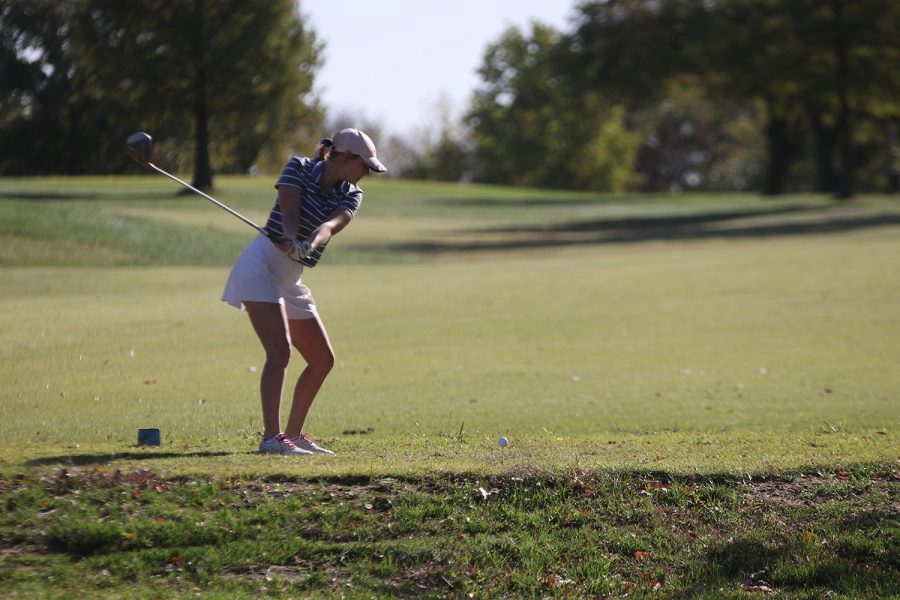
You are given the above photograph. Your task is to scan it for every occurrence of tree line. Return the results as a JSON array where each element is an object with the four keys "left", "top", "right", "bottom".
[
  {"left": 2, "top": 0, "right": 898, "bottom": 196},
  {"left": 1, "top": 0, "right": 322, "bottom": 188},
  {"left": 457, "top": 0, "right": 900, "bottom": 197}
]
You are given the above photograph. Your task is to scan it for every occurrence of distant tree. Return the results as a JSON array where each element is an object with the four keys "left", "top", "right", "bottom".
[
  {"left": 630, "top": 80, "right": 767, "bottom": 192},
  {"left": 565, "top": 0, "right": 773, "bottom": 192},
  {"left": 402, "top": 95, "right": 474, "bottom": 182},
  {"left": 378, "top": 134, "right": 419, "bottom": 177},
  {"left": 403, "top": 129, "right": 474, "bottom": 182},
  {"left": 323, "top": 111, "right": 386, "bottom": 143},
  {"left": 0, "top": 0, "right": 323, "bottom": 185},
  {"left": 566, "top": 0, "right": 711, "bottom": 106},
  {"left": 467, "top": 23, "right": 639, "bottom": 191},
  {"left": 568, "top": 0, "right": 900, "bottom": 197},
  {"left": 0, "top": 1, "right": 117, "bottom": 174},
  {"left": 79, "top": 0, "right": 323, "bottom": 188}
]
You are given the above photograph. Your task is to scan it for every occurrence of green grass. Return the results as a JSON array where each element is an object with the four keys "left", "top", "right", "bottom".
[{"left": 0, "top": 175, "right": 898, "bottom": 597}]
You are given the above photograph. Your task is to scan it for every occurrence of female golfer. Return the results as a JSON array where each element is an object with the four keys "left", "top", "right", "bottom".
[{"left": 222, "top": 128, "right": 387, "bottom": 455}]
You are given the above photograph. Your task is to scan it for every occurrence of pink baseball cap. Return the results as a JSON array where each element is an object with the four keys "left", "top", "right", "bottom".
[{"left": 331, "top": 128, "right": 387, "bottom": 173}]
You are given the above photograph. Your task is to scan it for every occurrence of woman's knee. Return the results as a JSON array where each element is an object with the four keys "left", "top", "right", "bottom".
[
  {"left": 311, "top": 349, "right": 335, "bottom": 375},
  {"left": 287, "top": 316, "right": 335, "bottom": 375},
  {"left": 265, "top": 338, "right": 292, "bottom": 369},
  {"left": 245, "top": 302, "right": 292, "bottom": 369}
]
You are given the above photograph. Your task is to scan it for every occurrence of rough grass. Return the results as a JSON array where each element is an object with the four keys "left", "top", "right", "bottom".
[{"left": 1, "top": 465, "right": 897, "bottom": 598}]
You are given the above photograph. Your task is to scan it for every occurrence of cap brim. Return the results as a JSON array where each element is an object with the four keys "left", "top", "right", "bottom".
[{"left": 364, "top": 156, "right": 388, "bottom": 173}]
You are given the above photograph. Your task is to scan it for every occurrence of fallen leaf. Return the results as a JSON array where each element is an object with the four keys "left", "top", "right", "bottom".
[
  {"left": 742, "top": 582, "right": 776, "bottom": 594},
  {"left": 478, "top": 487, "right": 499, "bottom": 499}
]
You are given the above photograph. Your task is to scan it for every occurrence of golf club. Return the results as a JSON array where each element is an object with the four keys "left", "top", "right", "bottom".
[{"left": 125, "top": 131, "right": 311, "bottom": 261}]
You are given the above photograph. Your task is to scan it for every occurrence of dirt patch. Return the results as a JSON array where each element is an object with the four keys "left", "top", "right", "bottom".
[
  {"left": 743, "top": 474, "right": 831, "bottom": 507},
  {"left": 743, "top": 468, "right": 900, "bottom": 510},
  {"left": 222, "top": 557, "right": 351, "bottom": 584}
]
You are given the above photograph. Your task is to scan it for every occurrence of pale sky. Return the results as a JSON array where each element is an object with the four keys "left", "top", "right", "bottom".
[{"left": 301, "top": 1, "right": 577, "bottom": 137}]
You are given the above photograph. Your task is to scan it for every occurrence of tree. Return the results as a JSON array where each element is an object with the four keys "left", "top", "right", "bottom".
[
  {"left": 81, "top": 0, "right": 323, "bottom": 188},
  {"left": 567, "top": 0, "right": 900, "bottom": 197},
  {"left": 704, "top": 0, "right": 888, "bottom": 197},
  {"left": 630, "top": 80, "right": 766, "bottom": 192},
  {"left": 0, "top": 0, "right": 117, "bottom": 174},
  {"left": 401, "top": 94, "right": 474, "bottom": 182},
  {"left": 0, "top": 0, "right": 323, "bottom": 185},
  {"left": 565, "top": 0, "right": 773, "bottom": 192},
  {"left": 467, "top": 23, "right": 639, "bottom": 191}
]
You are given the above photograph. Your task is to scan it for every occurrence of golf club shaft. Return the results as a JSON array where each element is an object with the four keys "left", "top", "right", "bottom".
[{"left": 146, "top": 162, "right": 266, "bottom": 235}]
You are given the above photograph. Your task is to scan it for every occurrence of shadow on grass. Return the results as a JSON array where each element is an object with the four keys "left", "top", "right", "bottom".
[
  {"left": 435, "top": 194, "right": 634, "bottom": 208},
  {"left": 703, "top": 527, "right": 898, "bottom": 595},
  {"left": 0, "top": 191, "right": 100, "bottom": 202},
  {"left": 504, "top": 205, "right": 823, "bottom": 232},
  {"left": 839, "top": 508, "right": 900, "bottom": 532},
  {"left": 706, "top": 537, "right": 804, "bottom": 579},
  {"left": 26, "top": 451, "right": 233, "bottom": 467},
  {"left": 372, "top": 207, "right": 900, "bottom": 255}
]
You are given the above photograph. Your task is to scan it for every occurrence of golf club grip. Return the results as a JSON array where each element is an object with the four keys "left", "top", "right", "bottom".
[{"left": 146, "top": 162, "right": 265, "bottom": 235}]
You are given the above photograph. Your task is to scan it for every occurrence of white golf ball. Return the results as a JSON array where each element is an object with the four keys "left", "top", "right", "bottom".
[{"left": 498, "top": 436, "right": 508, "bottom": 447}]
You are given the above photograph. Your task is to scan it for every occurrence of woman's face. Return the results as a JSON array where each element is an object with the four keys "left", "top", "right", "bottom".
[{"left": 343, "top": 154, "right": 369, "bottom": 184}]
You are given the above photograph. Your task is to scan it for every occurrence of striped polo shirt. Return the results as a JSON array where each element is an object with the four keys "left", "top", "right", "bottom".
[{"left": 263, "top": 156, "right": 362, "bottom": 267}]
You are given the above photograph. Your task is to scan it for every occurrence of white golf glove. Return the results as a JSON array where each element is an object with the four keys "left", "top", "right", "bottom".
[{"left": 284, "top": 240, "right": 313, "bottom": 262}]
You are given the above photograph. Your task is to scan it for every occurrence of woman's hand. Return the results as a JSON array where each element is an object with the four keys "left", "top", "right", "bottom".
[{"left": 274, "top": 235, "right": 312, "bottom": 260}]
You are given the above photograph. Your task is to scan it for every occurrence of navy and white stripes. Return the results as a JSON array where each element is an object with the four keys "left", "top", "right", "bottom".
[{"left": 263, "top": 156, "right": 362, "bottom": 267}]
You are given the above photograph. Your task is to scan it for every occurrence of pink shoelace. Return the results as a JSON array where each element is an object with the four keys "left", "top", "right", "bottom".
[{"left": 275, "top": 433, "right": 299, "bottom": 446}]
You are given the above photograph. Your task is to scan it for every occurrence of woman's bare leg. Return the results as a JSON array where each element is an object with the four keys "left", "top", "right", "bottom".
[
  {"left": 244, "top": 301, "right": 292, "bottom": 439},
  {"left": 283, "top": 314, "right": 335, "bottom": 438}
]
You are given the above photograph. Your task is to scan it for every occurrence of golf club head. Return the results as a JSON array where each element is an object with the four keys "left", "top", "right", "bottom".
[{"left": 126, "top": 131, "right": 153, "bottom": 163}]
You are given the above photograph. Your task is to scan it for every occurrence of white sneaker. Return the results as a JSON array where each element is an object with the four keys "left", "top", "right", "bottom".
[
  {"left": 290, "top": 433, "right": 335, "bottom": 455},
  {"left": 258, "top": 433, "right": 313, "bottom": 455}
]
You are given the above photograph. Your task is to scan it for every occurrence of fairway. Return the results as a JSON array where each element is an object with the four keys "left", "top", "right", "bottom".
[
  {"left": 1, "top": 177, "right": 897, "bottom": 463},
  {"left": 1, "top": 177, "right": 898, "bottom": 597}
]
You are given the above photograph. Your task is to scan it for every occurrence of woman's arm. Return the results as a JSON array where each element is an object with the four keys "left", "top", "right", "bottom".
[
  {"left": 306, "top": 207, "right": 354, "bottom": 251},
  {"left": 275, "top": 186, "right": 303, "bottom": 246}
]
